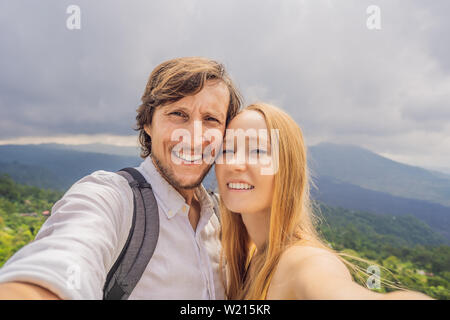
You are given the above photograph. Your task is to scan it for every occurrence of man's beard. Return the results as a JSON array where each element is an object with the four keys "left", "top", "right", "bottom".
[{"left": 151, "top": 153, "right": 212, "bottom": 190}]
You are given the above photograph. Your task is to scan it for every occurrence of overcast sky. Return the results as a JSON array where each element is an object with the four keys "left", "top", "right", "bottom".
[{"left": 0, "top": 0, "right": 449, "bottom": 170}]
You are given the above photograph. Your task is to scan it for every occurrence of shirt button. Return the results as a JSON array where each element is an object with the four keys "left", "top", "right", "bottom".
[
  {"left": 168, "top": 210, "right": 173, "bottom": 217},
  {"left": 182, "top": 206, "right": 187, "bottom": 213}
]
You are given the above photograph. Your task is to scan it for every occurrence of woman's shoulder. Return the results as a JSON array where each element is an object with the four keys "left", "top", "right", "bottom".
[
  {"left": 267, "top": 244, "right": 352, "bottom": 298},
  {"left": 278, "top": 244, "right": 351, "bottom": 278},
  {"left": 281, "top": 244, "right": 335, "bottom": 261}
]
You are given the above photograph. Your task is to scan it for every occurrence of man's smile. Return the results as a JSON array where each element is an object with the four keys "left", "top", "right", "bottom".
[{"left": 172, "top": 149, "right": 203, "bottom": 165}]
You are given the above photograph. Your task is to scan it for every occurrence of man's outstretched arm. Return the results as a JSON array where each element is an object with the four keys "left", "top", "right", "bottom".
[
  {"left": 0, "top": 282, "right": 61, "bottom": 300},
  {"left": 0, "top": 171, "right": 134, "bottom": 300}
]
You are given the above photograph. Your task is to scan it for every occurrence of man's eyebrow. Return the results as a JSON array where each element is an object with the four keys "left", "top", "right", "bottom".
[
  {"left": 164, "top": 104, "right": 225, "bottom": 121},
  {"left": 164, "top": 104, "right": 190, "bottom": 113},
  {"left": 204, "top": 110, "right": 226, "bottom": 122}
]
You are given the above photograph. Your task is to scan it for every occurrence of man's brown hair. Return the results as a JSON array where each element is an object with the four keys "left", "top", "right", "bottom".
[{"left": 135, "top": 57, "right": 243, "bottom": 158}]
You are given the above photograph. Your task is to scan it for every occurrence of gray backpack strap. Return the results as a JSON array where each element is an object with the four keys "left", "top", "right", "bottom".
[{"left": 103, "top": 167, "right": 159, "bottom": 300}]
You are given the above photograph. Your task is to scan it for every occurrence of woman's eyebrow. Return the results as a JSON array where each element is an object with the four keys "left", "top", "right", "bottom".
[{"left": 222, "top": 135, "right": 271, "bottom": 147}]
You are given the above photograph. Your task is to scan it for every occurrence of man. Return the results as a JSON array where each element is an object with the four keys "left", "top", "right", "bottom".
[{"left": 0, "top": 57, "right": 242, "bottom": 299}]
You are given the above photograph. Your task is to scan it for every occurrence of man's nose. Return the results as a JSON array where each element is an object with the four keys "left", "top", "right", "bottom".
[{"left": 186, "top": 119, "right": 207, "bottom": 153}]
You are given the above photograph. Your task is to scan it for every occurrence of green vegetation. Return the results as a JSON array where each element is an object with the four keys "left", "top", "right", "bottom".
[
  {"left": 0, "top": 175, "right": 63, "bottom": 267},
  {"left": 316, "top": 203, "right": 450, "bottom": 300},
  {"left": 0, "top": 161, "right": 66, "bottom": 191},
  {"left": 0, "top": 175, "right": 448, "bottom": 299}
]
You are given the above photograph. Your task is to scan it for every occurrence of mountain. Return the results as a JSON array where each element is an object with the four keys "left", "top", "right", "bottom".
[
  {"left": 308, "top": 142, "right": 450, "bottom": 208},
  {"left": 426, "top": 166, "right": 450, "bottom": 176},
  {"left": 0, "top": 145, "right": 141, "bottom": 190},
  {"left": 39, "top": 143, "right": 141, "bottom": 157},
  {"left": 307, "top": 143, "right": 450, "bottom": 240},
  {"left": 0, "top": 161, "right": 65, "bottom": 190},
  {"left": 311, "top": 175, "right": 450, "bottom": 241}
]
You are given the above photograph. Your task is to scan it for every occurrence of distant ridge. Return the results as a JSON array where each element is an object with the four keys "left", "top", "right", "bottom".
[
  {"left": 311, "top": 175, "right": 450, "bottom": 241},
  {"left": 0, "top": 144, "right": 141, "bottom": 190},
  {"left": 37, "top": 143, "right": 141, "bottom": 157},
  {"left": 308, "top": 142, "right": 450, "bottom": 207}
]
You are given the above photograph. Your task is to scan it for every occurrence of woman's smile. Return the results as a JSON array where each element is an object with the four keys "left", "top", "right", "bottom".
[{"left": 226, "top": 181, "right": 255, "bottom": 191}]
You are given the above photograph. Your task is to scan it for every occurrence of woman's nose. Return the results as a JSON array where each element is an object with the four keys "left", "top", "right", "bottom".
[{"left": 224, "top": 151, "right": 247, "bottom": 171}]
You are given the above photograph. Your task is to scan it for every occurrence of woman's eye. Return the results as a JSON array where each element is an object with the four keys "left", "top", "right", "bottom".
[{"left": 251, "top": 149, "right": 267, "bottom": 154}]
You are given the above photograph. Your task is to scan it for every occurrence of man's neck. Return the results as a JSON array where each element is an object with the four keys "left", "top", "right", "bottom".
[
  {"left": 177, "top": 187, "right": 196, "bottom": 205},
  {"left": 149, "top": 155, "right": 197, "bottom": 204},
  {"left": 188, "top": 195, "right": 201, "bottom": 231}
]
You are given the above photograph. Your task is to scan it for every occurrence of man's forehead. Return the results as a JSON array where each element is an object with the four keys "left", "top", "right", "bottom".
[
  {"left": 169, "top": 84, "right": 228, "bottom": 114},
  {"left": 199, "top": 84, "right": 229, "bottom": 113}
]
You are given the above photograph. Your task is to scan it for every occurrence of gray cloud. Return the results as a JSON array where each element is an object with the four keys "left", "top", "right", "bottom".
[{"left": 0, "top": 0, "right": 449, "bottom": 168}]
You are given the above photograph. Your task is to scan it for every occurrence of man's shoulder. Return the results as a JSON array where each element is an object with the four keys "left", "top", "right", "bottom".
[
  {"left": 70, "top": 169, "right": 131, "bottom": 192},
  {"left": 59, "top": 169, "right": 135, "bottom": 210},
  {"left": 51, "top": 169, "right": 135, "bottom": 231}
]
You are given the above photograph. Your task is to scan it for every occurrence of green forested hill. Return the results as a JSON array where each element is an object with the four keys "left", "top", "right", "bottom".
[
  {"left": 316, "top": 203, "right": 447, "bottom": 249},
  {"left": 0, "top": 175, "right": 448, "bottom": 299},
  {"left": 315, "top": 203, "right": 449, "bottom": 299},
  {"left": 0, "top": 175, "right": 63, "bottom": 267}
]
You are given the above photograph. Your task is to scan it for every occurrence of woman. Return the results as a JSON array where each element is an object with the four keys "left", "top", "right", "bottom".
[{"left": 214, "top": 103, "right": 432, "bottom": 300}]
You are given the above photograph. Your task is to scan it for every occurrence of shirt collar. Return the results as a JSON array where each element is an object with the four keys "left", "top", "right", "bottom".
[{"left": 138, "top": 156, "right": 214, "bottom": 220}]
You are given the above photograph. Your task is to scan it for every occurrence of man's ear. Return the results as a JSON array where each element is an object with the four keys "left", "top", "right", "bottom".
[{"left": 143, "top": 124, "right": 152, "bottom": 137}]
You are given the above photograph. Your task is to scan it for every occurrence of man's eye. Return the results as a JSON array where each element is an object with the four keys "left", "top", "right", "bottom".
[
  {"left": 206, "top": 116, "right": 219, "bottom": 123},
  {"left": 170, "top": 111, "right": 187, "bottom": 118}
]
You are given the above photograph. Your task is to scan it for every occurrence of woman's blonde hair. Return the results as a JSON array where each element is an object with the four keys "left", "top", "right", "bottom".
[{"left": 219, "top": 102, "right": 403, "bottom": 300}]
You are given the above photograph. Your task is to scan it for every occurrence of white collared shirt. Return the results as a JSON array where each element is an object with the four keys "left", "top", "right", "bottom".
[{"left": 0, "top": 157, "right": 225, "bottom": 300}]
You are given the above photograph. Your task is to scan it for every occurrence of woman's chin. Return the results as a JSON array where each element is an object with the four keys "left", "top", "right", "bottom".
[{"left": 222, "top": 201, "right": 251, "bottom": 214}]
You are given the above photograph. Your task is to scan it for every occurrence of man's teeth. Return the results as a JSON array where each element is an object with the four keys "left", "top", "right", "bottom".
[
  {"left": 227, "top": 183, "right": 254, "bottom": 190},
  {"left": 174, "top": 150, "right": 202, "bottom": 162}
]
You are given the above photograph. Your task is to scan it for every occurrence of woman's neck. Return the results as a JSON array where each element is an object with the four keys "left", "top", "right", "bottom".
[{"left": 240, "top": 208, "right": 271, "bottom": 251}]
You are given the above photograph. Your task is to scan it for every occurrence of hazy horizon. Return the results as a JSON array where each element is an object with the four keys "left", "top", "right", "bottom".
[{"left": 2, "top": 137, "right": 450, "bottom": 175}]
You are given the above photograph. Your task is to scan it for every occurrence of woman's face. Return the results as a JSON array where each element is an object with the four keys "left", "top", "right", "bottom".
[{"left": 215, "top": 110, "right": 275, "bottom": 214}]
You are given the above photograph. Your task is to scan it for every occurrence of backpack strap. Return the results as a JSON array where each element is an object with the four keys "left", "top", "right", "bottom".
[{"left": 103, "top": 167, "right": 160, "bottom": 300}]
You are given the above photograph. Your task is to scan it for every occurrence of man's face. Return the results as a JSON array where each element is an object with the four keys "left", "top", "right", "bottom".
[{"left": 145, "top": 80, "right": 230, "bottom": 190}]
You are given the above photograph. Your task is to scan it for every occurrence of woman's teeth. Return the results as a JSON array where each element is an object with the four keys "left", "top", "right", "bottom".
[
  {"left": 227, "top": 183, "right": 255, "bottom": 190},
  {"left": 173, "top": 150, "right": 202, "bottom": 162}
]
